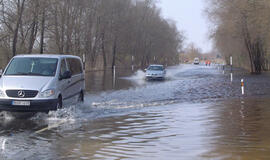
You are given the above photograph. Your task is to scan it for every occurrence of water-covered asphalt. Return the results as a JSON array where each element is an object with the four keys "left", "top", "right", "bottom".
[{"left": 1, "top": 64, "right": 270, "bottom": 160}]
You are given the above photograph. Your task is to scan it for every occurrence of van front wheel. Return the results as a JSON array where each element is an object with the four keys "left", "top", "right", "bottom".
[
  {"left": 56, "top": 96, "right": 63, "bottom": 110},
  {"left": 78, "top": 91, "right": 84, "bottom": 102}
]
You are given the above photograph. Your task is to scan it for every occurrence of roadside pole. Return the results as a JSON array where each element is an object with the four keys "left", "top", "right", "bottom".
[
  {"left": 230, "top": 56, "right": 233, "bottom": 82},
  {"left": 241, "top": 79, "right": 244, "bottom": 95},
  {"left": 83, "top": 53, "right": 86, "bottom": 70},
  {"left": 230, "top": 56, "right": 233, "bottom": 72},
  {"left": 222, "top": 62, "right": 225, "bottom": 74},
  {"left": 113, "top": 65, "right": 116, "bottom": 88},
  {"left": 132, "top": 55, "right": 134, "bottom": 71}
]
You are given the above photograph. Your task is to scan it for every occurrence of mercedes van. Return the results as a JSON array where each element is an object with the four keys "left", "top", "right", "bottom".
[{"left": 0, "top": 54, "right": 85, "bottom": 113}]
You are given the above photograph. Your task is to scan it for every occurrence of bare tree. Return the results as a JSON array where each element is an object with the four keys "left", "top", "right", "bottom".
[{"left": 0, "top": 0, "right": 185, "bottom": 70}]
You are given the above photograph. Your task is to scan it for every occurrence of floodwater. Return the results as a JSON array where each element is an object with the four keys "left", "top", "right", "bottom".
[{"left": 1, "top": 65, "right": 270, "bottom": 159}]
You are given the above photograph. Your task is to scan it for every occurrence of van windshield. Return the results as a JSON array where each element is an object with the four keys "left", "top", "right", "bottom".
[{"left": 5, "top": 57, "right": 58, "bottom": 77}]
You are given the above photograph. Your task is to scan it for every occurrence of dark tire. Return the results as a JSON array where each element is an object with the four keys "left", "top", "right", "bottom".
[
  {"left": 56, "top": 96, "right": 63, "bottom": 110},
  {"left": 78, "top": 91, "right": 84, "bottom": 102}
]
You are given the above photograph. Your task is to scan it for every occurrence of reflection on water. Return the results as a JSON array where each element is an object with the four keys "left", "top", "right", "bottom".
[
  {"left": 50, "top": 98, "right": 270, "bottom": 160},
  {"left": 51, "top": 103, "right": 211, "bottom": 160},
  {"left": 203, "top": 98, "right": 270, "bottom": 160},
  {"left": 85, "top": 69, "right": 134, "bottom": 93}
]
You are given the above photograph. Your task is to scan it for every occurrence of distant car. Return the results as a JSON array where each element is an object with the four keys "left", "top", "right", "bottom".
[
  {"left": 145, "top": 64, "right": 166, "bottom": 80},
  {"left": 194, "top": 58, "right": 200, "bottom": 65}
]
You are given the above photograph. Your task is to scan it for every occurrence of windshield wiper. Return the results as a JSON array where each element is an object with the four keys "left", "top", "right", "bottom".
[
  {"left": 13, "top": 72, "right": 45, "bottom": 76},
  {"left": 27, "top": 72, "right": 45, "bottom": 76}
]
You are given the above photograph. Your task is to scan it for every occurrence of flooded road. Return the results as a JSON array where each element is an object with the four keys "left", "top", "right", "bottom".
[{"left": 1, "top": 65, "right": 270, "bottom": 159}]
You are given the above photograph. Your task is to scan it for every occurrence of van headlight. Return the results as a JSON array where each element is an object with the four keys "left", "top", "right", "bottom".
[{"left": 40, "top": 89, "right": 55, "bottom": 98}]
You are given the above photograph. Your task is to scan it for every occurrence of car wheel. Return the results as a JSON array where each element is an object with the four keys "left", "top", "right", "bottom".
[{"left": 56, "top": 96, "right": 63, "bottom": 110}]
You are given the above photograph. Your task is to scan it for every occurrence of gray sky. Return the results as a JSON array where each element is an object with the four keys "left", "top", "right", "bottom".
[{"left": 157, "top": 0, "right": 212, "bottom": 53}]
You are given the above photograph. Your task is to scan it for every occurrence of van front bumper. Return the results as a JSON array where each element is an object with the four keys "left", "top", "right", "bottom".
[{"left": 0, "top": 99, "right": 58, "bottom": 112}]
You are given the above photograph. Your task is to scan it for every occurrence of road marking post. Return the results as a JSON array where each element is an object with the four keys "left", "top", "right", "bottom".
[
  {"left": 241, "top": 79, "right": 244, "bottom": 95},
  {"left": 83, "top": 53, "right": 86, "bottom": 70},
  {"left": 230, "top": 56, "right": 233, "bottom": 72},
  {"left": 113, "top": 65, "right": 116, "bottom": 88},
  {"left": 231, "top": 73, "right": 233, "bottom": 82},
  {"left": 113, "top": 65, "right": 116, "bottom": 77},
  {"left": 222, "top": 62, "right": 225, "bottom": 74},
  {"left": 132, "top": 56, "right": 134, "bottom": 71},
  {"left": 2, "top": 139, "right": 6, "bottom": 150}
]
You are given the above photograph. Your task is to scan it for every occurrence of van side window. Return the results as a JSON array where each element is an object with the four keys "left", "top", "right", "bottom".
[
  {"left": 60, "top": 59, "right": 67, "bottom": 77},
  {"left": 67, "top": 58, "right": 82, "bottom": 75}
]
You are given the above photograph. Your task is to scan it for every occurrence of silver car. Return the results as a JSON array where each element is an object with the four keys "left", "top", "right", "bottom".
[
  {"left": 0, "top": 54, "right": 85, "bottom": 113},
  {"left": 145, "top": 64, "right": 166, "bottom": 80}
]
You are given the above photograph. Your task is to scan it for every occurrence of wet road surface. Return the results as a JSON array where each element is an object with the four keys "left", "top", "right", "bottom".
[{"left": 1, "top": 65, "right": 270, "bottom": 159}]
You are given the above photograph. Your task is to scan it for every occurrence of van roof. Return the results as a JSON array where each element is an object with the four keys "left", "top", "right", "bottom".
[{"left": 14, "top": 54, "right": 80, "bottom": 59}]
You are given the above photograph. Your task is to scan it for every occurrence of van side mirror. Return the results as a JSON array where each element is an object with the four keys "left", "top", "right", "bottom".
[
  {"left": 0, "top": 69, "right": 2, "bottom": 77},
  {"left": 59, "top": 71, "right": 72, "bottom": 80}
]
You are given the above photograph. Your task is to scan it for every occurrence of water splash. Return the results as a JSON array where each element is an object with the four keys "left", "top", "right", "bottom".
[
  {"left": 0, "top": 112, "right": 14, "bottom": 121},
  {"left": 121, "top": 69, "right": 146, "bottom": 86}
]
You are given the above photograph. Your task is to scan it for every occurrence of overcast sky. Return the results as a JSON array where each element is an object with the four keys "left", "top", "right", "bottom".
[{"left": 157, "top": 0, "right": 212, "bottom": 53}]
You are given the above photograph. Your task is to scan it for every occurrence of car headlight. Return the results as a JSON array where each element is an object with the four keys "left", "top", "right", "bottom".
[
  {"left": 40, "top": 89, "right": 55, "bottom": 98},
  {"left": 0, "top": 90, "right": 4, "bottom": 97}
]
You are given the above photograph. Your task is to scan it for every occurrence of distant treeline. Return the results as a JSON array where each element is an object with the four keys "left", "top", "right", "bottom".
[
  {"left": 0, "top": 0, "right": 184, "bottom": 70},
  {"left": 206, "top": 0, "right": 270, "bottom": 73}
]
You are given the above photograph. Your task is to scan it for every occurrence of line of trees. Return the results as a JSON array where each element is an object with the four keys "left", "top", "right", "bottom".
[
  {"left": 206, "top": 0, "right": 270, "bottom": 73},
  {"left": 179, "top": 43, "right": 221, "bottom": 64},
  {"left": 0, "top": 0, "right": 184, "bottom": 70}
]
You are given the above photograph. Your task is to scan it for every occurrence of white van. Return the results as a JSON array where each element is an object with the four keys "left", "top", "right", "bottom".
[
  {"left": 194, "top": 57, "right": 200, "bottom": 65},
  {"left": 0, "top": 54, "right": 85, "bottom": 113}
]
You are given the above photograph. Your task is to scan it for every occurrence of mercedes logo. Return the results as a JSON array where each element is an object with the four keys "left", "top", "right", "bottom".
[{"left": 18, "top": 90, "right": 25, "bottom": 98}]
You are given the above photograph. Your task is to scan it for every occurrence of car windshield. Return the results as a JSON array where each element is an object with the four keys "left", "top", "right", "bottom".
[
  {"left": 5, "top": 57, "right": 58, "bottom": 77},
  {"left": 148, "top": 66, "right": 164, "bottom": 71}
]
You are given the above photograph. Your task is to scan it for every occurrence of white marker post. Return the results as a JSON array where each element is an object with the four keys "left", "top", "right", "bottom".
[
  {"left": 2, "top": 139, "right": 6, "bottom": 150},
  {"left": 230, "top": 56, "right": 233, "bottom": 82},
  {"left": 230, "top": 56, "right": 233, "bottom": 72},
  {"left": 113, "top": 65, "right": 116, "bottom": 77},
  {"left": 132, "top": 56, "right": 134, "bottom": 71},
  {"left": 83, "top": 53, "right": 86, "bottom": 70},
  {"left": 241, "top": 79, "right": 244, "bottom": 95},
  {"left": 222, "top": 62, "right": 225, "bottom": 74},
  {"left": 113, "top": 65, "right": 116, "bottom": 88}
]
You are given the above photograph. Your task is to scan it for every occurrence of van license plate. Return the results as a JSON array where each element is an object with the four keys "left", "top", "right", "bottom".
[{"left": 12, "top": 101, "right": 30, "bottom": 106}]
